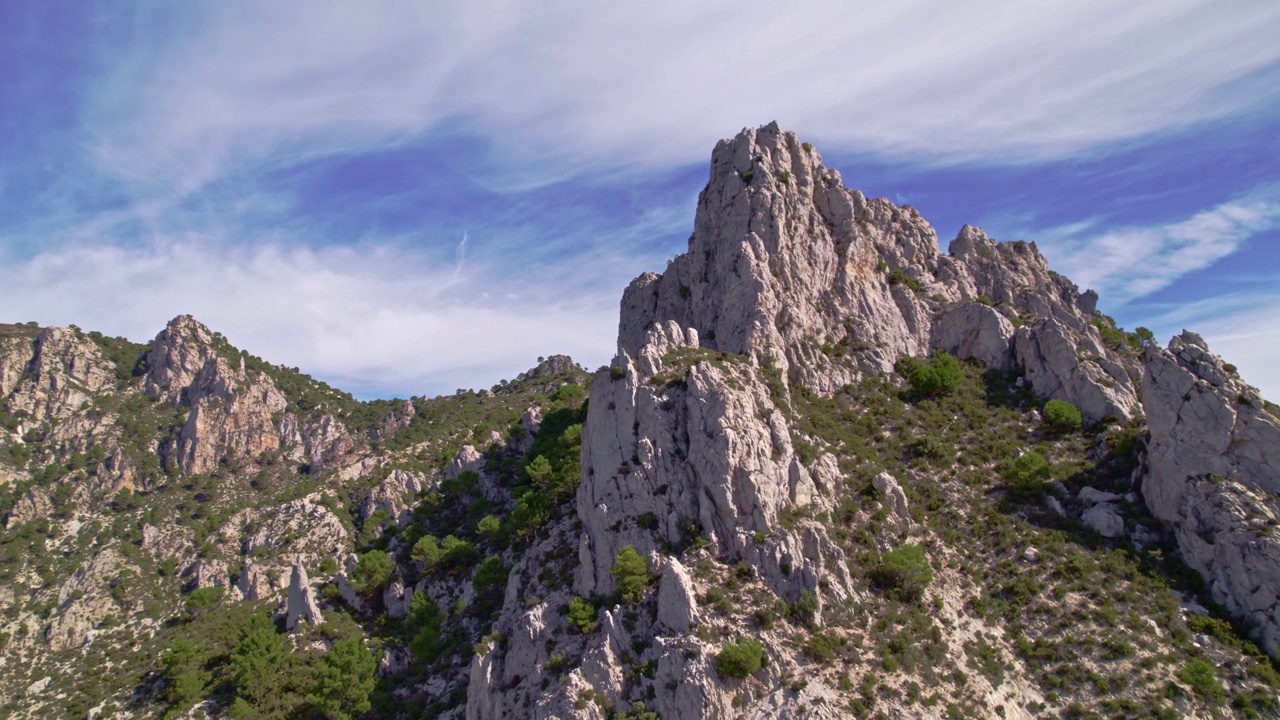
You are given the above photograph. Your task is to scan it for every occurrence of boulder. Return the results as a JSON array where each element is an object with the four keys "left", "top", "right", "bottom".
[
  {"left": 1082, "top": 503, "right": 1124, "bottom": 538},
  {"left": 930, "top": 302, "right": 1014, "bottom": 371},
  {"left": 1077, "top": 486, "right": 1121, "bottom": 506},
  {"left": 873, "top": 471, "right": 911, "bottom": 525}
]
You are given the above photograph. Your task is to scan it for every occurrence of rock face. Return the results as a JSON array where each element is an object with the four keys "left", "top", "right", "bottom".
[
  {"left": 144, "top": 315, "right": 356, "bottom": 476},
  {"left": 285, "top": 563, "right": 323, "bottom": 630},
  {"left": 1142, "top": 331, "right": 1280, "bottom": 653},
  {"left": 612, "top": 124, "right": 1139, "bottom": 423},
  {"left": 465, "top": 123, "right": 1155, "bottom": 720}
]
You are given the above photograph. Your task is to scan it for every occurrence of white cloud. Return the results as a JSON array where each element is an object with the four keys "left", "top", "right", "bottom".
[
  {"left": 88, "top": 0, "right": 1280, "bottom": 195},
  {"left": 1037, "top": 189, "right": 1280, "bottom": 304},
  {"left": 0, "top": 239, "right": 621, "bottom": 397}
]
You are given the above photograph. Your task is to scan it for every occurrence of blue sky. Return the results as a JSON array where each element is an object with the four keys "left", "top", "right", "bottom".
[{"left": 1, "top": 1, "right": 1278, "bottom": 400}]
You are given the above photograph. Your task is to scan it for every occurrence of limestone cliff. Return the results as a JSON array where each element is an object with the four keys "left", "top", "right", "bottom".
[
  {"left": 464, "top": 125, "right": 1244, "bottom": 720},
  {"left": 4, "top": 125, "right": 1280, "bottom": 720},
  {"left": 1143, "top": 331, "right": 1280, "bottom": 654}
]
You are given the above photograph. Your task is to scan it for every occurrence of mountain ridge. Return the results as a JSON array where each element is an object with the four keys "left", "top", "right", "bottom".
[{"left": 2, "top": 124, "right": 1280, "bottom": 719}]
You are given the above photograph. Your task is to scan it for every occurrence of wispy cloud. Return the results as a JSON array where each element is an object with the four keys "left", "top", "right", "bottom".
[
  {"left": 0, "top": 238, "right": 620, "bottom": 397},
  {"left": 84, "top": 0, "right": 1280, "bottom": 198},
  {"left": 1037, "top": 187, "right": 1280, "bottom": 304}
]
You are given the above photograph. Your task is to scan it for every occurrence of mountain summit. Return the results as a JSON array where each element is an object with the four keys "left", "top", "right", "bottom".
[{"left": 2, "top": 125, "right": 1279, "bottom": 719}]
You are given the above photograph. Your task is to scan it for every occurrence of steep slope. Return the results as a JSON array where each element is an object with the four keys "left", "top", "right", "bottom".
[
  {"left": 0, "top": 317, "right": 592, "bottom": 718},
  {"left": 1142, "top": 331, "right": 1280, "bottom": 655},
  {"left": 468, "top": 125, "right": 1280, "bottom": 720},
  {"left": 4, "top": 124, "right": 1280, "bottom": 720}
]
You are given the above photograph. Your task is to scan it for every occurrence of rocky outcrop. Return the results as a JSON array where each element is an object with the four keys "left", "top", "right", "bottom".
[
  {"left": 1082, "top": 503, "right": 1124, "bottom": 538},
  {"left": 655, "top": 558, "right": 698, "bottom": 632},
  {"left": 931, "top": 302, "right": 1015, "bottom": 372},
  {"left": 613, "top": 123, "right": 1138, "bottom": 419},
  {"left": 285, "top": 563, "right": 323, "bottom": 629},
  {"left": 358, "top": 468, "right": 427, "bottom": 525},
  {"left": 46, "top": 548, "right": 124, "bottom": 652},
  {"left": 234, "top": 493, "right": 350, "bottom": 569},
  {"left": 873, "top": 471, "right": 911, "bottom": 527},
  {"left": 1142, "top": 331, "right": 1280, "bottom": 654},
  {"left": 4, "top": 327, "right": 117, "bottom": 422},
  {"left": 468, "top": 123, "right": 1154, "bottom": 720},
  {"left": 1013, "top": 318, "right": 1140, "bottom": 423},
  {"left": 144, "top": 315, "right": 357, "bottom": 475}
]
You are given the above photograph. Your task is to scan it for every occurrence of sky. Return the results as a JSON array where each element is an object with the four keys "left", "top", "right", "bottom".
[{"left": 0, "top": 1, "right": 1278, "bottom": 400}]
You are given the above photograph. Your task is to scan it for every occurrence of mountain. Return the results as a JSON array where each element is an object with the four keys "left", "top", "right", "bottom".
[{"left": 3, "top": 123, "right": 1280, "bottom": 719}]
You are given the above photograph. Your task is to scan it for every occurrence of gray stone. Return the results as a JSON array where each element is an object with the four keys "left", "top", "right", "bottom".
[
  {"left": 656, "top": 558, "right": 698, "bottom": 632},
  {"left": 873, "top": 471, "right": 911, "bottom": 525},
  {"left": 1077, "top": 486, "right": 1121, "bottom": 506},
  {"left": 285, "top": 563, "right": 323, "bottom": 630},
  {"left": 1142, "top": 331, "right": 1280, "bottom": 655},
  {"left": 1082, "top": 503, "right": 1125, "bottom": 538}
]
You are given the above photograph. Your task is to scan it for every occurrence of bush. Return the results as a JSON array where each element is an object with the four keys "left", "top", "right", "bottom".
[
  {"left": 349, "top": 550, "right": 395, "bottom": 595},
  {"left": 887, "top": 269, "right": 923, "bottom": 293},
  {"left": 871, "top": 544, "right": 933, "bottom": 602},
  {"left": 804, "top": 633, "right": 842, "bottom": 663},
  {"left": 476, "top": 515, "right": 501, "bottom": 537},
  {"left": 791, "top": 589, "right": 819, "bottom": 627},
  {"left": 472, "top": 556, "right": 509, "bottom": 596},
  {"left": 1042, "top": 399, "right": 1082, "bottom": 433},
  {"left": 1001, "top": 451, "right": 1051, "bottom": 496},
  {"left": 567, "top": 596, "right": 598, "bottom": 633},
  {"left": 904, "top": 351, "right": 964, "bottom": 396},
  {"left": 185, "top": 586, "right": 225, "bottom": 614},
  {"left": 612, "top": 545, "right": 651, "bottom": 604},
  {"left": 715, "top": 638, "right": 764, "bottom": 679},
  {"left": 308, "top": 638, "right": 377, "bottom": 720},
  {"left": 411, "top": 535, "right": 441, "bottom": 567},
  {"left": 1179, "top": 658, "right": 1223, "bottom": 701}
]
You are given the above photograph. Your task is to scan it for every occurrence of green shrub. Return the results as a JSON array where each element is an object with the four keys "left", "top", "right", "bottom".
[
  {"left": 439, "top": 535, "right": 477, "bottom": 569},
  {"left": 349, "top": 550, "right": 395, "bottom": 595},
  {"left": 804, "top": 633, "right": 842, "bottom": 663},
  {"left": 411, "top": 534, "right": 441, "bottom": 567},
  {"left": 1179, "top": 658, "right": 1223, "bottom": 702},
  {"left": 185, "top": 586, "right": 225, "bottom": 614},
  {"left": 887, "top": 269, "right": 923, "bottom": 293},
  {"left": 476, "top": 515, "right": 501, "bottom": 537},
  {"left": 791, "top": 589, "right": 820, "bottom": 627},
  {"left": 473, "top": 556, "right": 509, "bottom": 595},
  {"left": 612, "top": 545, "right": 651, "bottom": 604},
  {"left": 1091, "top": 317, "right": 1126, "bottom": 348},
  {"left": 714, "top": 638, "right": 764, "bottom": 679},
  {"left": 568, "top": 596, "right": 598, "bottom": 633},
  {"left": 904, "top": 351, "right": 964, "bottom": 396},
  {"left": 1042, "top": 399, "right": 1082, "bottom": 433},
  {"left": 872, "top": 544, "right": 933, "bottom": 602},
  {"left": 1001, "top": 451, "right": 1051, "bottom": 496},
  {"left": 308, "top": 638, "right": 377, "bottom": 720}
]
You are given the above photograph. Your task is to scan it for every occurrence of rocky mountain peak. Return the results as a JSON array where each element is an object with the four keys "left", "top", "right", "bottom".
[
  {"left": 144, "top": 314, "right": 225, "bottom": 405},
  {"left": 617, "top": 124, "right": 1138, "bottom": 421}
]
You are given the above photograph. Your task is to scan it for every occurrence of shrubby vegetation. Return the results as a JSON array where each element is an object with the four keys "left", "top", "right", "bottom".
[
  {"left": 871, "top": 544, "right": 933, "bottom": 602},
  {"left": 714, "top": 638, "right": 764, "bottom": 679},
  {"left": 612, "top": 545, "right": 651, "bottom": 604},
  {"left": 898, "top": 351, "right": 964, "bottom": 397},
  {"left": 1042, "top": 399, "right": 1082, "bottom": 433}
]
